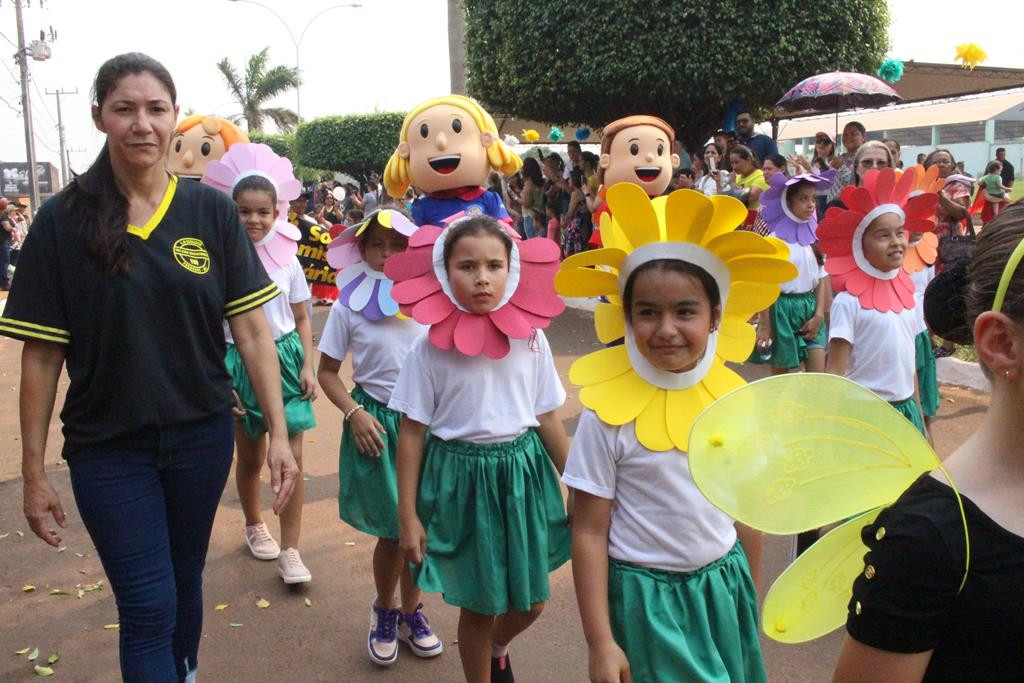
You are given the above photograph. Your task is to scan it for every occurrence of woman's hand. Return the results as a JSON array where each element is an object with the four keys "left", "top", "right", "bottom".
[
  {"left": 400, "top": 515, "right": 428, "bottom": 564},
  {"left": 230, "top": 389, "right": 247, "bottom": 417},
  {"left": 349, "top": 409, "right": 386, "bottom": 458},
  {"left": 23, "top": 475, "right": 66, "bottom": 547},
  {"left": 299, "top": 368, "right": 317, "bottom": 401},
  {"left": 588, "top": 640, "right": 632, "bottom": 683},
  {"left": 266, "top": 437, "right": 299, "bottom": 515},
  {"left": 800, "top": 313, "right": 823, "bottom": 341}
]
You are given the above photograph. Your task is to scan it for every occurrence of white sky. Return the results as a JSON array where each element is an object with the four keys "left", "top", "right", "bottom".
[{"left": 0, "top": 0, "right": 1022, "bottom": 174}]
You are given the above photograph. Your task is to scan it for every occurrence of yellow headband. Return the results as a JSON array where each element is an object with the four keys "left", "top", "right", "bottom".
[{"left": 993, "top": 237, "right": 1024, "bottom": 313}]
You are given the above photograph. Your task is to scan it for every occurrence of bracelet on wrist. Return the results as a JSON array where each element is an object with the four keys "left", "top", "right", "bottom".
[{"left": 344, "top": 404, "right": 364, "bottom": 422}]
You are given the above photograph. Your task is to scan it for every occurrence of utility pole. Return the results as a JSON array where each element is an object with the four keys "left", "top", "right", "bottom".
[
  {"left": 14, "top": 0, "right": 40, "bottom": 213},
  {"left": 46, "top": 87, "right": 76, "bottom": 187}
]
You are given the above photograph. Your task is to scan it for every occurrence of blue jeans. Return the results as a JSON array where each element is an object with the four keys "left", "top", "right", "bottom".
[{"left": 67, "top": 411, "right": 234, "bottom": 682}]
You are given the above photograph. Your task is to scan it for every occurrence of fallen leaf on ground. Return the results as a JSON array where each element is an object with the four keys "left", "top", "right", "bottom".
[
  {"left": 56, "top": 546, "right": 67, "bottom": 553},
  {"left": 49, "top": 589, "right": 70, "bottom": 596},
  {"left": 22, "top": 584, "right": 36, "bottom": 592},
  {"left": 229, "top": 622, "right": 243, "bottom": 628},
  {"left": 33, "top": 665, "right": 54, "bottom": 677},
  {"left": 78, "top": 569, "right": 87, "bottom": 575},
  {"left": 27, "top": 647, "right": 39, "bottom": 660},
  {"left": 103, "top": 623, "right": 119, "bottom": 630},
  {"left": 255, "top": 598, "right": 270, "bottom": 609},
  {"left": 0, "top": 532, "right": 8, "bottom": 539},
  {"left": 74, "top": 553, "right": 84, "bottom": 558},
  {"left": 16, "top": 531, "right": 24, "bottom": 537},
  {"left": 76, "top": 589, "right": 84, "bottom": 599},
  {"left": 47, "top": 651, "right": 60, "bottom": 664},
  {"left": 83, "top": 581, "right": 104, "bottom": 592},
  {"left": 344, "top": 542, "right": 356, "bottom": 546},
  {"left": 214, "top": 603, "right": 229, "bottom": 611},
  {"left": 304, "top": 598, "right": 312, "bottom": 607},
  {"left": 15, "top": 646, "right": 31, "bottom": 654}
]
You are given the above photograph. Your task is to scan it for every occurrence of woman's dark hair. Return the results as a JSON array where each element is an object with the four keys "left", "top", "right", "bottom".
[
  {"left": 925, "top": 203, "right": 1024, "bottom": 362},
  {"left": 522, "top": 157, "right": 543, "bottom": 185},
  {"left": 844, "top": 120, "right": 866, "bottom": 136},
  {"left": 442, "top": 215, "right": 513, "bottom": 271},
  {"left": 232, "top": 174, "right": 278, "bottom": 207},
  {"left": 622, "top": 259, "right": 721, "bottom": 323},
  {"left": 63, "top": 53, "right": 176, "bottom": 276},
  {"left": 729, "top": 145, "right": 759, "bottom": 167},
  {"left": 704, "top": 142, "right": 724, "bottom": 156},
  {"left": 923, "top": 148, "right": 956, "bottom": 171},
  {"left": 784, "top": 179, "right": 816, "bottom": 208},
  {"left": 545, "top": 153, "right": 564, "bottom": 172},
  {"left": 357, "top": 207, "right": 411, "bottom": 251},
  {"left": 764, "top": 154, "right": 788, "bottom": 172},
  {"left": 569, "top": 168, "right": 585, "bottom": 190},
  {"left": 345, "top": 208, "right": 364, "bottom": 223},
  {"left": 581, "top": 151, "right": 599, "bottom": 172}
]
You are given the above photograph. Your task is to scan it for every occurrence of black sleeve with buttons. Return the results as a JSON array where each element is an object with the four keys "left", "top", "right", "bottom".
[{"left": 847, "top": 473, "right": 1024, "bottom": 680}]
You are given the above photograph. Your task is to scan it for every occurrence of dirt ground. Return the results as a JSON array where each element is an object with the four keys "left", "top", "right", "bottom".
[{"left": 0, "top": 305, "right": 988, "bottom": 682}]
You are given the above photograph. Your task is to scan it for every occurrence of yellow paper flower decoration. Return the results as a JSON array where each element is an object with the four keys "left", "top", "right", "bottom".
[
  {"left": 522, "top": 128, "right": 541, "bottom": 143},
  {"left": 555, "top": 183, "right": 797, "bottom": 452},
  {"left": 954, "top": 43, "right": 987, "bottom": 70}
]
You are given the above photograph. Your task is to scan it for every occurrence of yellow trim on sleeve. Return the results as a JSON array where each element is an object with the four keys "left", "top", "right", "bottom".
[
  {"left": 225, "top": 283, "right": 280, "bottom": 318},
  {"left": 127, "top": 174, "right": 178, "bottom": 240},
  {"left": 0, "top": 317, "right": 71, "bottom": 344}
]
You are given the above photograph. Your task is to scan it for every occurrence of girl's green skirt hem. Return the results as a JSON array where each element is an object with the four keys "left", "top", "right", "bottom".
[
  {"left": 890, "top": 395, "right": 926, "bottom": 435},
  {"left": 225, "top": 330, "right": 315, "bottom": 439},
  {"left": 608, "top": 542, "right": 767, "bottom": 683},
  {"left": 747, "top": 291, "right": 826, "bottom": 369},
  {"left": 413, "top": 430, "right": 571, "bottom": 616},
  {"left": 914, "top": 331, "right": 940, "bottom": 417},
  {"left": 339, "top": 385, "right": 401, "bottom": 539}
]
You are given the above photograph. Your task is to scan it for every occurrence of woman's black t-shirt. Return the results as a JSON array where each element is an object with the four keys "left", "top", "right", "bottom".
[
  {"left": 0, "top": 176, "right": 278, "bottom": 455},
  {"left": 846, "top": 473, "right": 1024, "bottom": 681}
]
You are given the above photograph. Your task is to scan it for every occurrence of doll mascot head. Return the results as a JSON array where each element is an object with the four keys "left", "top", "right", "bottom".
[
  {"left": 167, "top": 115, "right": 250, "bottom": 180},
  {"left": 598, "top": 115, "right": 680, "bottom": 198},
  {"left": 383, "top": 95, "right": 522, "bottom": 226}
]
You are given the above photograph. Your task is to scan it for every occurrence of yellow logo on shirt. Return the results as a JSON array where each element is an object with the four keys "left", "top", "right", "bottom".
[{"left": 172, "top": 237, "right": 210, "bottom": 275}]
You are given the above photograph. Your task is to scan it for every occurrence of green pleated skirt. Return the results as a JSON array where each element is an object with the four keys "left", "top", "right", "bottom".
[
  {"left": 225, "top": 330, "right": 316, "bottom": 439},
  {"left": 890, "top": 395, "right": 926, "bottom": 435},
  {"left": 413, "top": 430, "right": 571, "bottom": 616},
  {"left": 747, "top": 291, "right": 826, "bottom": 369},
  {"left": 339, "top": 385, "right": 401, "bottom": 539},
  {"left": 914, "top": 331, "right": 940, "bottom": 418},
  {"left": 608, "top": 543, "right": 766, "bottom": 683}
]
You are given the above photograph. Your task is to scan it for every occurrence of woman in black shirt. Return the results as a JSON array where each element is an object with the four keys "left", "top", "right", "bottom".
[
  {"left": 834, "top": 203, "right": 1024, "bottom": 681},
  {"left": 2, "top": 53, "right": 299, "bottom": 682}
]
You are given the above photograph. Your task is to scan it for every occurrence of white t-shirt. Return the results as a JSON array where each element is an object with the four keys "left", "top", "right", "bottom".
[
  {"left": 389, "top": 331, "right": 566, "bottom": 444},
  {"left": 695, "top": 171, "right": 729, "bottom": 197},
  {"left": 910, "top": 266, "right": 935, "bottom": 335},
  {"left": 780, "top": 242, "right": 824, "bottom": 294},
  {"left": 829, "top": 291, "right": 917, "bottom": 401},
  {"left": 562, "top": 409, "right": 736, "bottom": 572},
  {"left": 317, "top": 302, "right": 426, "bottom": 405},
  {"left": 224, "top": 257, "right": 309, "bottom": 343}
]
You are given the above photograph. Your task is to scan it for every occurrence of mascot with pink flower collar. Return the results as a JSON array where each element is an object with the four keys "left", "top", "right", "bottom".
[{"left": 383, "top": 95, "right": 521, "bottom": 227}]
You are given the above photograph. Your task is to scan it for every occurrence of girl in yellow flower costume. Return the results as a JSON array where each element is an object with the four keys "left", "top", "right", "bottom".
[{"left": 558, "top": 183, "right": 795, "bottom": 683}]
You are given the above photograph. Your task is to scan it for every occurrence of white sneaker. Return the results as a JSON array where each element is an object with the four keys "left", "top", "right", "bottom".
[
  {"left": 244, "top": 523, "right": 280, "bottom": 560},
  {"left": 368, "top": 602, "right": 401, "bottom": 666},
  {"left": 398, "top": 604, "right": 443, "bottom": 658},
  {"left": 277, "top": 548, "right": 312, "bottom": 584}
]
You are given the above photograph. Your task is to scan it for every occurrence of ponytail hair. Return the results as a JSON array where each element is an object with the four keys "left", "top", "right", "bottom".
[{"left": 62, "top": 52, "right": 177, "bottom": 276}]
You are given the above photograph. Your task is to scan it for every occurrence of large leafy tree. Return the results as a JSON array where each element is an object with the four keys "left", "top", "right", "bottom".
[
  {"left": 294, "top": 112, "right": 406, "bottom": 181},
  {"left": 462, "top": 0, "right": 889, "bottom": 150},
  {"left": 217, "top": 47, "right": 301, "bottom": 133}
]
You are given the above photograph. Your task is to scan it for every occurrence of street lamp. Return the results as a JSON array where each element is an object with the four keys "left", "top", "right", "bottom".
[{"left": 227, "top": 0, "right": 362, "bottom": 120}]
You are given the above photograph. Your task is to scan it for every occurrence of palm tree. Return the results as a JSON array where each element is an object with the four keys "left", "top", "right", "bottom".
[{"left": 217, "top": 47, "right": 301, "bottom": 133}]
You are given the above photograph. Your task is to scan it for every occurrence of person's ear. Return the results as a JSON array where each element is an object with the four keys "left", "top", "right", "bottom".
[
  {"left": 92, "top": 105, "right": 105, "bottom": 133},
  {"left": 670, "top": 153, "right": 681, "bottom": 168},
  {"left": 397, "top": 141, "right": 410, "bottom": 160},
  {"left": 599, "top": 153, "right": 611, "bottom": 170},
  {"left": 974, "top": 311, "right": 1023, "bottom": 382},
  {"left": 710, "top": 306, "right": 723, "bottom": 333},
  {"left": 480, "top": 131, "right": 494, "bottom": 149}
]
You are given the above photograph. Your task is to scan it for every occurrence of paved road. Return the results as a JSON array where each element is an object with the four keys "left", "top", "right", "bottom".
[{"left": 0, "top": 305, "right": 988, "bottom": 681}]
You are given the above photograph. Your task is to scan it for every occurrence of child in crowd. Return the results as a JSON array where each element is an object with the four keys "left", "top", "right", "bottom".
[
  {"left": 387, "top": 216, "right": 570, "bottom": 683},
  {"left": 556, "top": 184, "right": 797, "bottom": 683},
  {"left": 836, "top": 202, "right": 1024, "bottom": 681},
  {"left": 753, "top": 172, "right": 834, "bottom": 374},
  {"left": 979, "top": 160, "right": 1012, "bottom": 216},
  {"left": 317, "top": 209, "right": 441, "bottom": 666},
  {"left": 819, "top": 168, "right": 938, "bottom": 435},
  {"left": 203, "top": 147, "right": 317, "bottom": 584},
  {"left": 545, "top": 201, "right": 561, "bottom": 246}
]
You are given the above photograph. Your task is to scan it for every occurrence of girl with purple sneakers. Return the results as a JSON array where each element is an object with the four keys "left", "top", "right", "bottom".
[{"left": 317, "top": 209, "right": 442, "bottom": 667}]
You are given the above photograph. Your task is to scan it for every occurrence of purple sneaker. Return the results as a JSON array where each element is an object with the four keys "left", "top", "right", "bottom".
[
  {"left": 398, "top": 603, "right": 443, "bottom": 658},
  {"left": 368, "top": 602, "right": 401, "bottom": 666}
]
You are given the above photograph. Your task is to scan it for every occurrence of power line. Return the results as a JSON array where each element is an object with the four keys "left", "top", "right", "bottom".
[{"left": 0, "top": 31, "right": 18, "bottom": 50}]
